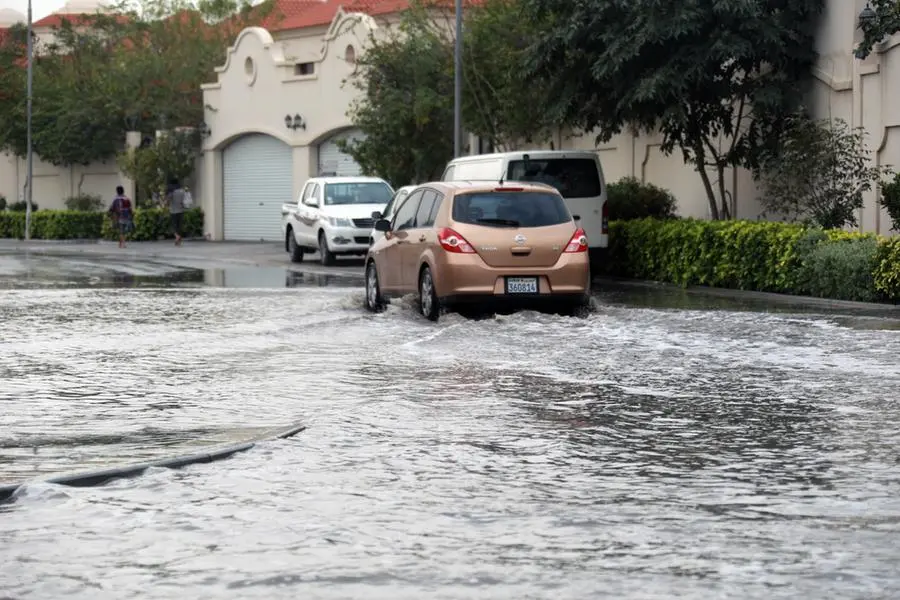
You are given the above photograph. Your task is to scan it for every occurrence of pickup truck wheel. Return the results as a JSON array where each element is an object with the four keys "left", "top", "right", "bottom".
[
  {"left": 287, "top": 231, "right": 304, "bottom": 263},
  {"left": 318, "top": 232, "right": 336, "bottom": 266},
  {"left": 365, "top": 261, "right": 385, "bottom": 312}
]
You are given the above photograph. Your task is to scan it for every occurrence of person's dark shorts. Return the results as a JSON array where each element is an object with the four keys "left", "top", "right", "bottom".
[
  {"left": 171, "top": 211, "right": 184, "bottom": 236},
  {"left": 116, "top": 220, "right": 133, "bottom": 234}
]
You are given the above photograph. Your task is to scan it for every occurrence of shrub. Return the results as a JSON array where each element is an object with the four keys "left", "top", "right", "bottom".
[
  {"left": 873, "top": 237, "right": 900, "bottom": 301},
  {"left": 605, "top": 217, "right": 899, "bottom": 303},
  {"left": 0, "top": 211, "right": 24, "bottom": 237},
  {"left": 605, "top": 176, "right": 678, "bottom": 221},
  {"left": 0, "top": 194, "right": 6, "bottom": 210},
  {"left": 795, "top": 233, "right": 879, "bottom": 302},
  {"left": 8, "top": 200, "right": 39, "bottom": 212},
  {"left": 64, "top": 193, "right": 104, "bottom": 212},
  {"left": 611, "top": 218, "right": 807, "bottom": 292},
  {"left": 0, "top": 210, "right": 103, "bottom": 239},
  {"left": 880, "top": 172, "right": 900, "bottom": 232},
  {"left": 101, "top": 207, "right": 204, "bottom": 241},
  {"left": 0, "top": 207, "right": 203, "bottom": 241}
]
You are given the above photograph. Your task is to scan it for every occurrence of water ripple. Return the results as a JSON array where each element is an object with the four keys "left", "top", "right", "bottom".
[{"left": 1, "top": 282, "right": 899, "bottom": 599}]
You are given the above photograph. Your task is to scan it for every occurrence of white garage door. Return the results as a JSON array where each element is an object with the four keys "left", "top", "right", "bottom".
[
  {"left": 223, "top": 134, "right": 293, "bottom": 241},
  {"left": 318, "top": 129, "right": 366, "bottom": 177}
]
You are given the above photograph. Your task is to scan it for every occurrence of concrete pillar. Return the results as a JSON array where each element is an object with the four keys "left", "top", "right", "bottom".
[
  {"left": 121, "top": 131, "right": 141, "bottom": 201},
  {"left": 201, "top": 149, "right": 223, "bottom": 240},
  {"left": 292, "top": 145, "right": 315, "bottom": 202}
]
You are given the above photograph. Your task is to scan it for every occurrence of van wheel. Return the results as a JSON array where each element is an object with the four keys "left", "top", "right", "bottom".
[
  {"left": 418, "top": 266, "right": 440, "bottom": 322},
  {"left": 287, "top": 231, "right": 304, "bottom": 263}
]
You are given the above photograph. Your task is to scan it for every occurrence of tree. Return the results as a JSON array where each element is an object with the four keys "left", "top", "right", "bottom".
[
  {"left": 0, "top": 16, "right": 143, "bottom": 168},
  {"left": 855, "top": 0, "right": 900, "bottom": 59},
  {"left": 117, "top": 129, "right": 200, "bottom": 207},
  {"left": 339, "top": 3, "right": 455, "bottom": 186},
  {"left": 523, "top": 0, "right": 824, "bottom": 220},
  {"left": 458, "top": 0, "right": 561, "bottom": 150},
  {"left": 879, "top": 172, "right": 900, "bottom": 232},
  {"left": 756, "top": 115, "right": 891, "bottom": 229},
  {"left": 0, "top": 0, "right": 272, "bottom": 169},
  {"left": 340, "top": 0, "right": 560, "bottom": 184}
]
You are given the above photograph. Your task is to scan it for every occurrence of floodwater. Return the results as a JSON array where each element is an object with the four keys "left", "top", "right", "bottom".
[{"left": 2, "top": 251, "right": 900, "bottom": 599}]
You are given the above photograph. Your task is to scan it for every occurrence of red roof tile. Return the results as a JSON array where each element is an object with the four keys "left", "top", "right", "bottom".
[
  {"left": 32, "top": 12, "right": 130, "bottom": 28},
  {"left": 268, "top": 0, "right": 481, "bottom": 31}
]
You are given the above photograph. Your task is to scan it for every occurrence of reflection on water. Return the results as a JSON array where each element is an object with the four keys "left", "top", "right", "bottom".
[
  {"left": 0, "top": 252, "right": 359, "bottom": 290},
  {"left": 1, "top": 259, "right": 900, "bottom": 599}
]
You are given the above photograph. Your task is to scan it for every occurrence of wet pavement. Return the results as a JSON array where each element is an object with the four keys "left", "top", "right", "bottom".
[{"left": 1, "top": 246, "right": 899, "bottom": 599}]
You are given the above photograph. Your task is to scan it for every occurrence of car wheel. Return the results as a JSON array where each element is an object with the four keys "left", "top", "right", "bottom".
[
  {"left": 560, "top": 295, "right": 593, "bottom": 317},
  {"left": 418, "top": 266, "right": 440, "bottom": 322},
  {"left": 318, "top": 232, "right": 336, "bottom": 266},
  {"left": 365, "top": 260, "right": 385, "bottom": 313},
  {"left": 287, "top": 231, "right": 304, "bottom": 263}
]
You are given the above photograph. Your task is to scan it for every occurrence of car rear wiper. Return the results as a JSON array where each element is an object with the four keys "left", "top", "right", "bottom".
[{"left": 476, "top": 218, "right": 520, "bottom": 227}]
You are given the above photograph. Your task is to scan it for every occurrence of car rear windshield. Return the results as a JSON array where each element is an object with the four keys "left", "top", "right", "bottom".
[
  {"left": 452, "top": 191, "right": 572, "bottom": 228},
  {"left": 506, "top": 158, "right": 602, "bottom": 198},
  {"left": 324, "top": 182, "right": 393, "bottom": 206}
]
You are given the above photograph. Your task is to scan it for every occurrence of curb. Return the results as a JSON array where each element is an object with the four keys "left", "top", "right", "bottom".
[
  {"left": 0, "top": 422, "right": 306, "bottom": 504},
  {"left": 594, "top": 276, "right": 900, "bottom": 312}
]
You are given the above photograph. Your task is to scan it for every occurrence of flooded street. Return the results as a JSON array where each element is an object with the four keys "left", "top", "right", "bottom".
[{"left": 2, "top": 247, "right": 900, "bottom": 599}]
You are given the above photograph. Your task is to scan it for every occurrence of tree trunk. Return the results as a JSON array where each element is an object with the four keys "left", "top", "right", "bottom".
[
  {"left": 694, "top": 143, "right": 720, "bottom": 220},
  {"left": 716, "top": 164, "right": 732, "bottom": 220}
]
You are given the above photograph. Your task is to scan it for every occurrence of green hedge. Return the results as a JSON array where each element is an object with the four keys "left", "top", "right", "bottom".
[
  {"left": 100, "top": 207, "right": 204, "bottom": 241},
  {"left": 603, "top": 218, "right": 900, "bottom": 303},
  {"left": 0, "top": 207, "right": 204, "bottom": 241}
]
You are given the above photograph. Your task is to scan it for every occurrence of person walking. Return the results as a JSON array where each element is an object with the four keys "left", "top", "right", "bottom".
[
  {"left": 166, "top": 178, "right": 186, "bottom": 246},
  {"left": 107, "top": 185, "right": 134, "bottom": 248}
]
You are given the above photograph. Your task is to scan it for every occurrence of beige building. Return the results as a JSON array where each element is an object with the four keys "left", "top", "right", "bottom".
[{"left": 2, "top": 0, "right": 898, "bottom": 239}]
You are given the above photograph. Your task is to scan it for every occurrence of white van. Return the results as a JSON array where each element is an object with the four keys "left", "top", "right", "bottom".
[{"left": 440, "top": 150, "right": 609, "bottom": 253}]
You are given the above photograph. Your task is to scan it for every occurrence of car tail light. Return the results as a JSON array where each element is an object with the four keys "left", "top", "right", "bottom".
[
  {"left": 601, "top": 202, "right": 609, "bottom": 234},
  {"left": 437, "top": 228, "right": 476, "bottom": 253},
  {"left": 564, "top": 228, "right": 588, "bottom": 253},
  {"left": 494, "top": 186, "right": 524, "bottom": 192}
]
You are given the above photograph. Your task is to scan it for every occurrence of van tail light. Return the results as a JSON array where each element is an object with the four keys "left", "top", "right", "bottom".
[
  {"left": 437, "top": 228, "right": 476, "bottom": 254},
  {"left": 564, "top": 228, "right": 589, "bottom": 253},
  {"left": 601, "top": 202, "right": 609, "bottom": 234}
]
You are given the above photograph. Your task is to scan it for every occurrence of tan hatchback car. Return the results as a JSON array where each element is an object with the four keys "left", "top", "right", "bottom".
[{"left": 364, "top": 181, "right": 591, "bottom": 320}]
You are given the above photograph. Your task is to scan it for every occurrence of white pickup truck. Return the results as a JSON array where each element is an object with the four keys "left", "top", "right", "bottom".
[{"left": 281, "top": 176, "right": 394, "bottom": 265}]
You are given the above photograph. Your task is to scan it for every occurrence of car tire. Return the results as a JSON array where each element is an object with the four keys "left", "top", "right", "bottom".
[
  {"left": 418, "top": 266, "right": 440, "bottom": 322},
  {"left": 560, "top": 294, "right": 592, "bottom": 317},
  {"left": 318, "top": 232, "right": 336, "bottom": 266},
  {"left": 287, "top": 231, "right": 304, "bottom": 263},
  {"left": 365, "top": 260, "right": 385, "bottom": 313}
]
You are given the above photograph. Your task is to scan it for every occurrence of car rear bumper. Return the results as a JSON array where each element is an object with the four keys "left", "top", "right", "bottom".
[
  {"left": 442, "top": 292, "right": 589, "bottom": 310},
  {"left": 433, "top": 253, "right": 590, "bottom": 298}
]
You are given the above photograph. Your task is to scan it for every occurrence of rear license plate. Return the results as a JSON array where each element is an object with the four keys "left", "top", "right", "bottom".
[{"left": 505, "top": 276, "right": 538, "bottom": 294}]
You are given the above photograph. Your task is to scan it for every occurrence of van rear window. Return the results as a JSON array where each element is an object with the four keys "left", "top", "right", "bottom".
[
  {"left": 452, "top": 191, "right": 571, "bottom": 228},
  {"left": 506, "top": 158, "right": 601, "bottom": 198}
]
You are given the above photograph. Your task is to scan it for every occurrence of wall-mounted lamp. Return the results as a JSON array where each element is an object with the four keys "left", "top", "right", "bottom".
[
  {"left": 199, "top": 122, "right": 211, "bottom": 138},
  {"left": 285, "top": 114, "right": 306, "bottom": 131},
  {"left": 858, "top": 3, "right": 877, "bottom": 29}
]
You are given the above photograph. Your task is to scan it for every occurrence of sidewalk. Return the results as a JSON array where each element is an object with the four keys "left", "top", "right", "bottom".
[
  {"left": 0, "top": 239, "right": 289, "bottom": 268},
  {"left": 0, "top": 238, "right": 368, "bottom": 280}
]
